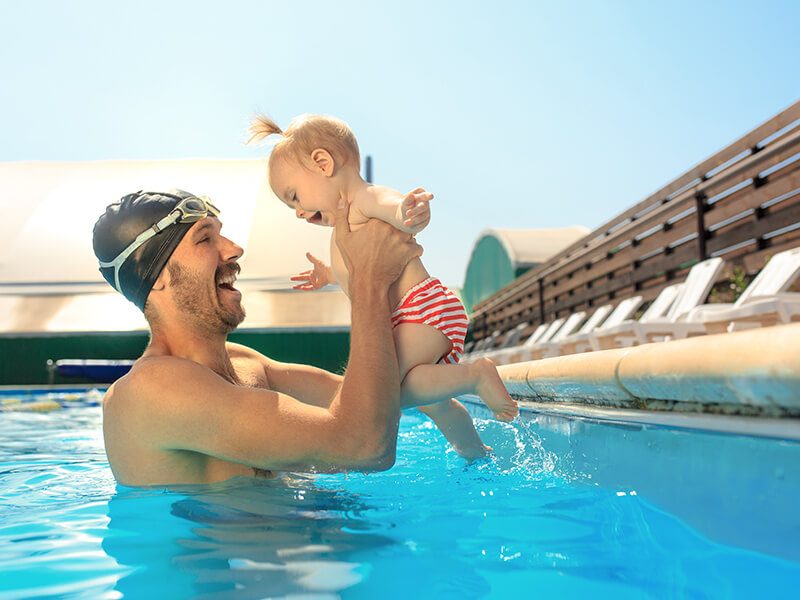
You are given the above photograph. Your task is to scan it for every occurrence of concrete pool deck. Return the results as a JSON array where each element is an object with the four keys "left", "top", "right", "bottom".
[{"left": 496, "top": 322, "right": 800, "bottom": 422}]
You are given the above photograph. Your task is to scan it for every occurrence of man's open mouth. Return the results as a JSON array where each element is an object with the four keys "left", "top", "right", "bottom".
[{"left": 216, "top": 270, "right": 239, "bottom": 293}]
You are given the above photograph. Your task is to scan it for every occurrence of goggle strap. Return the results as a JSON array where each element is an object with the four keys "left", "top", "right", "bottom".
[
  {"left": 152, "top": 211, "right": 181, "bottom": 234},
  {"left": 98, "top": 226, "right": 161, "bottom": 294}
]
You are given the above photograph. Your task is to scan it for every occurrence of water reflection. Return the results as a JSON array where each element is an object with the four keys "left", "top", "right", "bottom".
[{"left": 103, "top": 475, "right": 396, "bottom": 598}]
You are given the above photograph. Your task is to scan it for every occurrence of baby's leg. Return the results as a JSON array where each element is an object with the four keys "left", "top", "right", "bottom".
[
  {"left": 402, "top": 359, "right": 518, "bottom": 421},
  {"left": 394, "top": 323, "right": 490, "bottom": 458},
  {"left": 417, "top": 399, "right": 490, "bottom": 460},
  {"left": 394, "top": 323, "right": 518, "bottom": 421}
]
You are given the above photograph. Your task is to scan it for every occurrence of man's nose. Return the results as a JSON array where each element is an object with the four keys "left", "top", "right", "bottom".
[{"left": 220, "top": 236, "right": 244, "bottom": 261}]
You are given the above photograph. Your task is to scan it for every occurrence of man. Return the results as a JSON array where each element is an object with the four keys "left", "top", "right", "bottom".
[{"left": 93, "top": 189, "right": 424, "bottom": 486}]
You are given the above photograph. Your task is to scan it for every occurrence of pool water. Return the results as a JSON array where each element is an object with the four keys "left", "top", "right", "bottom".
[{"left": 1, "top": 390, "right": 799, "bottom": 598}]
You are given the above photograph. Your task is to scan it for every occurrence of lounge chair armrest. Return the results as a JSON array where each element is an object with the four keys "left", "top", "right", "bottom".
[
  {"left": 737, "top": 292, "right": 800, "bottom": 306},
  {"left": 683, "top": 304, "right": 735, "bottom": 322}
]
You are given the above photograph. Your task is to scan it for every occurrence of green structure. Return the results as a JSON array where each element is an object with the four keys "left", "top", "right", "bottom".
[
  {"left": 0, "top": 329, "right": 349, "bottom": 385},
  {"left": 461, "top": 227, "right": 589, "bottom": 313}
]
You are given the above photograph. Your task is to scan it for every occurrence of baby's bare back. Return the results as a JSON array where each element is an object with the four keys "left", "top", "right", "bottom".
[{"left": 330, "top": 186, "right": 430, "bottom": 307}]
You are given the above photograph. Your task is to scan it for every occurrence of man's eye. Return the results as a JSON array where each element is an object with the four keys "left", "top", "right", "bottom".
[{"left": 197, "top": 237, "right": 209, "bottom": 244}]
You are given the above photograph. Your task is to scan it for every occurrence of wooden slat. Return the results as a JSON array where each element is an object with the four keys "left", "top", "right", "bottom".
[
  {"left": 705, "top": 167, "right": 800, "bottom": 228},
  {"left": 551, "top": 243, "right": 698, "bottom": 311},
  {"left": 743, "top": 234, "right": 800, "bottom": 274},
  {"left": 544, "top": 204, "right": 697, "bottom": 298},
  {"left": 701, "top": 145, "right": 800, "bottom": 198},
  {"left": 707, "top": 196, "right": 800, "bottom": 255}
]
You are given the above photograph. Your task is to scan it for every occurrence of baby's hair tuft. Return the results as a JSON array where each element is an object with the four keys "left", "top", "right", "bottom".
[{"left": 247, "top": 114, "right": 283, "bottom": 145}]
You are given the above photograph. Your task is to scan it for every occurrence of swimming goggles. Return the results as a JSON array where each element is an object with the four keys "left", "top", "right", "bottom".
[{"left": 98, "top": 195, "right": 220, "bottom": 294}]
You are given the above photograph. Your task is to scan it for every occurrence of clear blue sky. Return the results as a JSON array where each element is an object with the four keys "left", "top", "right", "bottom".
[{"left": 1, "top": 0, "right": 798, "bottom": 287}]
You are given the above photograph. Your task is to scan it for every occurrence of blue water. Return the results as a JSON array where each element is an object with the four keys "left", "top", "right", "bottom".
[{"left": 1, "top": 390, "right": 799, "bottom": 599}]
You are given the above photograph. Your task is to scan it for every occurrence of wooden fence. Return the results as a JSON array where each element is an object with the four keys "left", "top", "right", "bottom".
[{"left": 470, "top": 100, "right": 800, "bottom": 344}]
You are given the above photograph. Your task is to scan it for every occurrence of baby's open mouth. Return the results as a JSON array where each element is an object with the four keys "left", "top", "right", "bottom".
[{"left": 307, "top": 211, "right": 323, "bottom": 225}]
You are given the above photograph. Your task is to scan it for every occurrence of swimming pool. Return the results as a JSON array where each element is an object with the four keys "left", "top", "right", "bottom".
[{"left": 1, "top": 389, "right": 798, "bottom": 598}]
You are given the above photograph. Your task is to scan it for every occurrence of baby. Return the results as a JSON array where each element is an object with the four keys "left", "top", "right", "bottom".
[{"left": 249, "top": 114, "right": 518, "bottom": 459}]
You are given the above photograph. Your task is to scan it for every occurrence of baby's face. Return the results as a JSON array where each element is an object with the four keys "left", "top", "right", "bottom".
[{"left": 269, "top": 157, "right": 338, "bottom": 227}]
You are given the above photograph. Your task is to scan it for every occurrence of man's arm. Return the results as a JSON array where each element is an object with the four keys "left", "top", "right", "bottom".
[
  {"left": 263, "top": 358, "right": 342, "bottom": 408},
  {"left": 226, "top": 342, "right": 341, "bottom": 408},
  {"left": 114, "top": 357, "right": 377, "bottom": 472}
]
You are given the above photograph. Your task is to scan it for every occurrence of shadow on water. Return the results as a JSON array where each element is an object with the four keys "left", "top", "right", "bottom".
[
  {"left": 102, "top": 464, "right": 503, "bottom": 599},
  {"left": 103, "top": 474, "right": 400, "bottom": 598}
]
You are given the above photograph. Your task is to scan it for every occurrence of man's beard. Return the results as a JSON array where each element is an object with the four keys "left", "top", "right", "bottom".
[{"left": 167, "top": 262, "right": 245, "bottom": 334}]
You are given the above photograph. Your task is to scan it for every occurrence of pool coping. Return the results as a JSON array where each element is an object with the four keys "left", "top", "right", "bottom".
[
  {"left": 461, "top": 395, "right": 800, "bottom": 442},
  {"left": 492, "top": 322, "right": 800, "bottom": 419}
]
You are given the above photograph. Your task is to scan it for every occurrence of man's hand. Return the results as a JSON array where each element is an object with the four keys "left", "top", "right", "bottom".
[
  {"left": 334, "top": 199, "right": 422, "bottom": 288},
  {"left": 290, "top": 252, "right": 334, "bottom": 290},
  {"left": 400, "top": 187, "right": 433, "bottom": 231}
]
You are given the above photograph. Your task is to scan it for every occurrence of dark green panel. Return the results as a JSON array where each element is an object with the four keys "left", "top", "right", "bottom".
[
  {"left": 0, "top": 330, "right": 350, "bottom": 385},
  {"left": 229, "top": 330, "right": 350, "bottom": 374},
  {"left": 462, "top": 235, "right": 515, "bottom": 313}
]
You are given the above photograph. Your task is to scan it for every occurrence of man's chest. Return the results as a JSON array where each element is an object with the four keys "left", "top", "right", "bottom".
[{"left": 230, "top": 357, "right": 270, "bottom": 389}]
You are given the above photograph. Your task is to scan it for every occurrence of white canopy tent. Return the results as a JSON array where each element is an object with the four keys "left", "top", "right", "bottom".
[
  {"left": 0, "top": 159, "right": 350, "bottom": 333},
  {"left": 477, "top": 227, "right": 591, "bottom": 269}
]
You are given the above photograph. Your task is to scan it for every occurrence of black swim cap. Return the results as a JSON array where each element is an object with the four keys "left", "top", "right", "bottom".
[{"left": 93, "top": 189, "right": 200, "bottom": 311}]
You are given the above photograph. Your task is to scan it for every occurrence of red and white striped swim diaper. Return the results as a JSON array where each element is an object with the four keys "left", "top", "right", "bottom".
[{"left": 390, "top": 277, "right": 469, "bottom": 364}]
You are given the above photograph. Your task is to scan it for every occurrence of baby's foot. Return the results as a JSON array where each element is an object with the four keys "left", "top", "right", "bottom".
[
  {"left": 473, "top": 358, "right": 519, "bottom": 422},
  {"left": 454, "top": 442, "right": 493, "bottom": 461}
]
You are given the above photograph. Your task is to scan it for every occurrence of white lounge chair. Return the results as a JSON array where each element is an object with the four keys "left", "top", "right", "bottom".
[
  {"left": 590, "top": 283, "right": 683, "bottom": 349},
  {"left": 493, "top": 320, "right": 560, "bottom": 365},
  {"left": 591, "top": 256, "right": 725, "bottom": 347},
  {"left": 686, "top": 247, "right": 800, "bottom": 333},
  {"left": 464, "top": 330, "right": 500, "bottom": 359},
  {"left": 525, "top": 310, "right": 588, "bottom": 360},
  {"left": 481, "top": 322, "right": 529, "bottom": 362},
  {"left": 555, "top": 304, "right": 615, "bottom": 356},
  {"left": 514, "top": 317, "right": 567, "bottom": 362},
  {"left": 492, "top": 323, "right": 550, "bottom": 365},
  {"left": 558, "top": 297, "right": 644, "bottom": 354}
]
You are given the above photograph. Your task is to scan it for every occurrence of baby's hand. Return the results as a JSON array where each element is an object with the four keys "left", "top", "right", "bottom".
[
  {"left": 401, "top": 187, "right": 433, "bottom": 230},
  {"left": 290, "top": 253, "right": 333, "bottom": 290}
]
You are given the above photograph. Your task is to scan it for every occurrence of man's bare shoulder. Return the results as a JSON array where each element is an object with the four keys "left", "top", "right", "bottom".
[
  {"left": 105, "top": 356, "right": 212, "bottom": 409},
  {"left": 225, "top": 341, "right": 278, "bottom": 372},
  {"left": 225, "top": 341, "right": 267, "bottom": 361}
]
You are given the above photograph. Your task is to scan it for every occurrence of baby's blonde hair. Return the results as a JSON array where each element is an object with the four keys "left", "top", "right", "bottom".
[{"left": 248, "top": 113, "right": 361, "bottom": 170}]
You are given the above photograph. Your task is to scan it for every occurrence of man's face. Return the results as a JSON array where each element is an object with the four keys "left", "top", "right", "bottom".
[{"left": 164, "top": 217, "right": 246, "bottom": 334}]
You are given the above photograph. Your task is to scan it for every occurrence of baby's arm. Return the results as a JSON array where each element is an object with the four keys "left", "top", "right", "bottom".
[
  {"left": 353, "top": 187, "right": 433, "bottom": 235},
  {"left": 290, "top": 252, "right": 337, "bottom": 290}
]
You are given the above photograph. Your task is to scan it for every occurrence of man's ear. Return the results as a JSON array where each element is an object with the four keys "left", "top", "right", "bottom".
[
  {"left": 310, "top": 148, "right": 336, "bottom": 177},
  {"left": 150, "top": 270, "right": 168, "bottom": 293}
]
